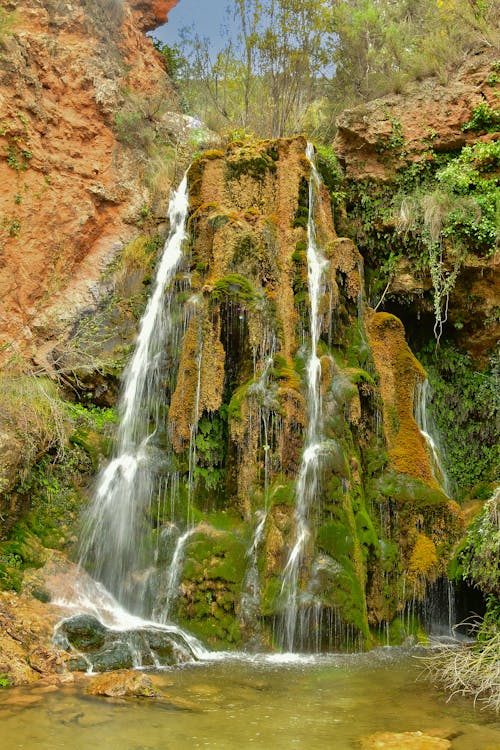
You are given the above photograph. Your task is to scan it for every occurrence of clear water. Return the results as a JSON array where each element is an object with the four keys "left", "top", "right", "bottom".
[{"left": 1, "top": 652, "right": 499, "bottom": 750}]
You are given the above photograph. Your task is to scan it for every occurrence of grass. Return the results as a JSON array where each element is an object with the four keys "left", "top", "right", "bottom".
[{"left": 420, "top": 626, "right": 500, "bottom": 713}]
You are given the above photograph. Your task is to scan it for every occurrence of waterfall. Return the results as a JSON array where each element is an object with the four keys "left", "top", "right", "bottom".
[
  {"left": 279, "top": 143, "right": 329, "bottom": 651},
  {"left": 78, "top": 174, "right": 190, "bottom": 615},
  {"left": 239, "top": 510, "right": 267, "bottom": 638},
  {"left": 414, "top": 379, "right": 451, "bottom": 496},
  {"left": 156, "top": 527, "right": 197, "bottom": 623}
]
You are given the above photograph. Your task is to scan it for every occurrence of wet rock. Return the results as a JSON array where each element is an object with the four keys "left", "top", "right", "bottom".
[
  {"left": 86, "top": 641, "right": 135, "bottom": 673},
  {"left": 144, "top": 629, "right": 180, "bottom": 663},
  {"left": 360, "top": 731, "right": 451, "bottom": 749},
  {"left": 59, "top": 617, "right": 195, "bottom": 672},
  {"left": 60, "top": 615, "right": 107, "bottom": 652}
]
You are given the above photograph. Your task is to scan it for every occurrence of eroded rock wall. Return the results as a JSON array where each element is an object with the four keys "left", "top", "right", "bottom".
[{"left": 0, "top": 0, "right": 179, "bottom": 358}]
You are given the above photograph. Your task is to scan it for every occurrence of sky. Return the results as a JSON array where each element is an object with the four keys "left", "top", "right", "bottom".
[{"left": 152, "top": 0, "right": 233, "bottom": 50}]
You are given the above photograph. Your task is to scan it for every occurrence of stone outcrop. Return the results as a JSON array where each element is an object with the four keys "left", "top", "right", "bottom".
[{"left": 334, "top": 48, "right": 499, "bottom": 182}]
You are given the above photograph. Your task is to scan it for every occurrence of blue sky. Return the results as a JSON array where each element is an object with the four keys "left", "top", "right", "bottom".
[{"left": 152, "top": 0, "right": 233, "bottom": 50}]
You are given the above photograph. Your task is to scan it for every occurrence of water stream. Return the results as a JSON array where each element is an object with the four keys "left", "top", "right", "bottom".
[
  {"left": 279, "top": 143, "right": 329, "bottom": 651},
  {"left": 75, "top": 174, "right": 193, "bottom": 641},
  {"left": 414, "top": 379, "right": 452, "bottom": 496}
]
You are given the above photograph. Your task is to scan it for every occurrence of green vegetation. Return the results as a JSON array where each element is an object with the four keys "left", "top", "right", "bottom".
[
  {"left": 343, "top": 136, "right": 499, "bottom": 341},
  {"left": 458, "top": 489, "right": 500, "bottom": 599},
  {"left": 194, "top": 409, "right": 228, "bottom": 494},
  {"left": 419, "top": 344, "right": 499, "bottom": 497},
  {"left": 173, "top": 0, "right": 499, "bottom": 141},
  {"left": 462, "top": 102, "right": 500, "bottom": 133},
  {"left": 424, "top": 489, "right": 500, "bottom": 713}
]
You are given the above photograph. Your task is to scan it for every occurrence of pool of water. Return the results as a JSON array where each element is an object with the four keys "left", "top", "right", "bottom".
[{"left": 1, "top": 649, "right": 499, "bottom": 750}]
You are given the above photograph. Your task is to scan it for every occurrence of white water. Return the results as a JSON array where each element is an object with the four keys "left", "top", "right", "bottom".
[
  {"left": 414, "top": 379, "right": 451, "bottom": 496},
  {"left": 240, "top": 510, "right": 267, "bottom": 633},
  {"left": 156, "top": 527, "right": 197, "bottom": 623},
  {"left": 279, "top": 143, "right": 329, "bottom": 651},
  {"left": 78, "top": 175, "right": 190, "bottom": 616}
]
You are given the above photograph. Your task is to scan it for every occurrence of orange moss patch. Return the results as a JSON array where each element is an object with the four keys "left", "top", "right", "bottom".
[
  {"left": 169, "top": 305, "right": 224, "bottom": 451},
  {"left": 366, "top": 311, "right": 434, "bottom": 485}
]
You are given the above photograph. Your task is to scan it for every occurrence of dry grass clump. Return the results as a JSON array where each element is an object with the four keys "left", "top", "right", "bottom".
[
  {"left": 0, "top": 355, "right": 70, "bottom": 477},
  {"left": 420, "top": 628, "right": 500, "bottom": 713}
]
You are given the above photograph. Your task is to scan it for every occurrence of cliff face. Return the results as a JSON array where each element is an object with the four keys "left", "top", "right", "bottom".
[
  {"left": 145, "top": 138, "right": 462, "bottom": 651},
  {"left": 333, "top": 47, "right": 499, "bottom": 362},
  {"left": 0, "top": 0, "right": 179, "bottom": 359}
]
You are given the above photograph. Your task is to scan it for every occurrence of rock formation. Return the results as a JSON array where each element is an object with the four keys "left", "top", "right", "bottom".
[{"left": 0, "top": 0, "right": 180, "bottom": 358}]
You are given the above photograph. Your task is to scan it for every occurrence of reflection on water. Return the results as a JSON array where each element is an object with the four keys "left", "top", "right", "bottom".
[{"left": 1, "top": 650, "right": 499, "bottom": 750}]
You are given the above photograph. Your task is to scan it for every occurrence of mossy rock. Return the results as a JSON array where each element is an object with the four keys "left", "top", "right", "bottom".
[
  {"left": 182, "top": 529, "right": 247, "bottom": 583},
  {"left": 225, "top": 145, "right": 277, "bottom": 182},
  {"left": 370, "top": 471, "right": 449, "bottom": 506},
  {"left": 61, "top": 614, "right": 107, "bottom": 651},
  {"left": 260, "top": 575, "right": 283, "bottom": 616}
]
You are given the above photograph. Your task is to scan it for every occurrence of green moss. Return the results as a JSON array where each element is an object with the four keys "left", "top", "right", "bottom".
[
  {"left": 211, "top": 274, "right": 259, "bottom": 305},
  {"left": 374, "top": 615, "right": 428, "bottom": 646},
  {"left": 418, "top": 343, "right": 499, "bottom": 496},
  {"left": 370, "top": 471, "right": 449, "bottom": 506},
  {"left": 227, "top": 379, "right": 254, "bottom": 423},
  {"left": 225, "top": 144, "right": 277, "bottom": 182},
  {"left": 260, "top": 575, "right": 283, "bottom": 616},
  {"left": 176, "top": 527, "right": 248, "bottom": 648},
  {"left": 269, "top": 481, "right": 296, "bottom": 507}
]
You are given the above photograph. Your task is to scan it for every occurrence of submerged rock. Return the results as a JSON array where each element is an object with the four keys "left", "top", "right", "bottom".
[
  {"left": 360, "top": 731, "right": 451, "bottom": 749},
  {"left": 86, "top": 670, "right": 159, "bottom": 698}
]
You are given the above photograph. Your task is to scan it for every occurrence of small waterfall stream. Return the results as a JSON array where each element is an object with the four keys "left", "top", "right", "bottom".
[
  {"left": 414, "top": 379, "right": 456, "bottom": 636},
  {"left": 414, "top": 379, "right": 452, "bottom": 496},
  {"left": 279, "top": 143, "right": 329, "bottom": 651}
]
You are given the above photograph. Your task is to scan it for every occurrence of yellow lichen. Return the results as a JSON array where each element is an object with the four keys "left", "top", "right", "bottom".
[{"left": 407, "top": 533, "right": 438, "bottom": 583}]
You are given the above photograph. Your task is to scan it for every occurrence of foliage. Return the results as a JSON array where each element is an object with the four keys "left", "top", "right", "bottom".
[
  {"left": 462, "top": 102, "right": 500, "bottom": 133},
  {"left": 459, "top": 487, "right": 500, "bottom": 597},
  {"left": 315, "top": 145, "right": 346, "bottom": 209},
  {"left": 166, "top": 0, "right": 500, "bottom": 141},
  {"left": 325, "top": 0, "right": 500, "bottom": 122},
  {"left": 151, "top": 37, "right": 185, "bottom": 80},
  {"left": 174, "top": 0, "right": 332, "bottom": 138},
  {"left": 396, "top": 189, "right": 474, "bottom": 343},
  {"left": 194, "top": 409, "right": 228, "bottom": 492},
  {"left": 419, "top": 344, "right": 499, "bottom": 496}
]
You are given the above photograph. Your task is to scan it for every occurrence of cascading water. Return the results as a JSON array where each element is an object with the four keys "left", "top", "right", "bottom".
[
  {"left": 279, "top": 143, "right": 329, "bottom": 651},
  {"left": 414, "top": 379, "right": 452, "bottom": 496},
  {"left": 414, "top": 380, "right": 457, "bottom": 637},
  {"left": 78, "top": 175, "right": 190, "bottom": 616}
]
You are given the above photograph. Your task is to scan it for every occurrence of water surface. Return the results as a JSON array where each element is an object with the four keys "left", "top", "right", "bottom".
[{"left": 1, "top": 650, "right": 499, "bottom": 750}]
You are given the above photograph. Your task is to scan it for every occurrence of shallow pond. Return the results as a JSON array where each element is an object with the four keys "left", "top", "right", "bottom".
[{"left": 1, "top": 649, "right": 499, "bottom": 750}]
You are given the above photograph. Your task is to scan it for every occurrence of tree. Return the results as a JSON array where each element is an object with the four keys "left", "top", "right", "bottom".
[{"left": 175, "top": 0, "right": 332, "bottom": 138}]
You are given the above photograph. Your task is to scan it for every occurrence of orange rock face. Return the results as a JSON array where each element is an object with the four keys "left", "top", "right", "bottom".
[
  {"left": 0, "top": 0, "right": 179, "bottom": 360},
  {"left": 129, "top": 0, "right": 180, "bottom": 31},
  {"left": 334, "top": 48, "right": 500, "bottom": 182}
]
